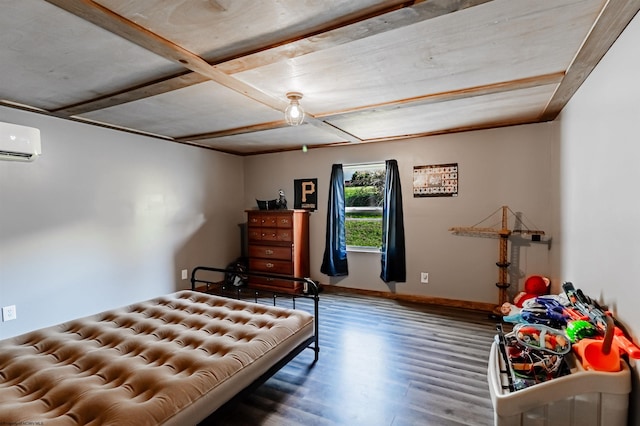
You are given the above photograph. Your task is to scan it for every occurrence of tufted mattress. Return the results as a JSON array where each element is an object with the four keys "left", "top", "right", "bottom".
[{"left": 0, "top": 290, "right": 314, "bottom": 425}]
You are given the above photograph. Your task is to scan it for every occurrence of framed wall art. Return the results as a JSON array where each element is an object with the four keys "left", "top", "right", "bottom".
[
  {"left": 294, "top": 178, "right": 318, "bottom": 210},
  {"left": 413, "top": 163, "right": 458, "bottom": 197}
]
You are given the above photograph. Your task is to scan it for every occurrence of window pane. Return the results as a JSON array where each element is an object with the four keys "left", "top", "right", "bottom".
[{"left": 344, "top": 163, "right": 385, "bottom": 249}]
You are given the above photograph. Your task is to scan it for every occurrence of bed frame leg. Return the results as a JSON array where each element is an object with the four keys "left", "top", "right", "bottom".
[{"left": 310, "top": 278, "right": 320, "bottom": 363}]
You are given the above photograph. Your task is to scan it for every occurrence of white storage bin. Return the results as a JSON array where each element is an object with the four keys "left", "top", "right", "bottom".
[{"left": 488, "top": 341, "right": 630, "bottom": 426}]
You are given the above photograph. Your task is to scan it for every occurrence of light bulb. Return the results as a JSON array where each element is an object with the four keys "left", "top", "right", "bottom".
[{"left": 284, "top": 92, "right": 305, "bottom": 126}]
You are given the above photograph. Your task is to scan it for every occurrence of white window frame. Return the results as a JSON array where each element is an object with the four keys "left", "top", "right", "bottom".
[{"left": 343, "top": 162, "right": 385, "bottom": 252}]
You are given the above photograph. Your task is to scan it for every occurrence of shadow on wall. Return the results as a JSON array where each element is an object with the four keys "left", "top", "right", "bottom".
[
  {"left": 174, "top": 220, "right": 245, "bottom": 292},
  {"left": 171, "top": 151, "right": 246, "bottom": 293}
]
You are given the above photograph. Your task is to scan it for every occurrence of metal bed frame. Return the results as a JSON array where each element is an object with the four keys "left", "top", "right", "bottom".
[{"left": 190, "top": 265, "right": 320, "bottom": 364}]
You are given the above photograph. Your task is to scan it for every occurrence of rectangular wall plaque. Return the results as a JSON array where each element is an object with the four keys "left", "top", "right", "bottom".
[
  {"left": 413, "top": 163, "right": 458, "bottom": 197},
  {"left": 294, "top": 178, "right": 318, "bottom": 210}
]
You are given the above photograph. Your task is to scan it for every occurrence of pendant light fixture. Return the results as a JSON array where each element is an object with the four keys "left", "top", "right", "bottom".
[{"left": 284, "top": 92, "right": 305, "bottom": 126}]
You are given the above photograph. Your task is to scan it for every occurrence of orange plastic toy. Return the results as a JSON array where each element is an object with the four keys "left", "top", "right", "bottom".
[{"left": 572, "top": 315, "right": 621, "bottom": 372}]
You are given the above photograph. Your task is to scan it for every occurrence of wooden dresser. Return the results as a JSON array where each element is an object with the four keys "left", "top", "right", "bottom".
[{"left": 246, "top": 209, "right": 310, "bottom": 293}]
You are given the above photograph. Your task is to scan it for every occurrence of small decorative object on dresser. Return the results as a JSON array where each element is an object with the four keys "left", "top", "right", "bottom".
[
  {"left": 256, "top": 189, "right": 288, "bottom": 210},
  {"left": 246, "top": 209, "right": 310, "bottom": 293},
  {"left": 277, "top": 189, "right": 288, "bottom": 209},
  {"left": 256, "top": 198, "right": 278, "bottom": 210}
]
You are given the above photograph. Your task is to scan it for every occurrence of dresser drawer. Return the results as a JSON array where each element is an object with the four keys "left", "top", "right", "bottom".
[
  {"left": 258, "top": 215, "right": 278, "bottom": 227},
  {"left": 247, "top": 213, "right": 293, "bottom": 228},
  {"left": 247, "top": 214, "right": 262, "bottom": 227},
  {"left": 248, "top": 228, "right": 292, "bottom": 242},
  {"left": 274, "top": 214, "right": 293, "bottom": 228},
  {"left": 247, "top": 227, "right": 262, "bottom": 241},
  {"left": 248, "top": 245, "right": 292, "bottom": 260},
  {"left": 249, "top": 258, "right": 293, "bottom": 275},
  {"left": 265, "top": 228, "right": 292, "bottom": 242}
]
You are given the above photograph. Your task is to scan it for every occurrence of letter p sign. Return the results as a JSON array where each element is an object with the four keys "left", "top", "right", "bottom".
[
  {"left": 294, "top": 178, "right": 318, "bottom": 210},
  {"left": 301, "top": 181, "right": 315, "bottom": 202}
]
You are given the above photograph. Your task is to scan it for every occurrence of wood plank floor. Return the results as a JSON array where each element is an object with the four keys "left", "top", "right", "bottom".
[{"left": 200, "top": 291, "right": 499, "bottom": 426}]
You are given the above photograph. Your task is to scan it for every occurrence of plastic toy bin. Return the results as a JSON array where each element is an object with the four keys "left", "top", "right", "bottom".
[{"left": 488, "top": 342, "right": 630, "bottom": 426}]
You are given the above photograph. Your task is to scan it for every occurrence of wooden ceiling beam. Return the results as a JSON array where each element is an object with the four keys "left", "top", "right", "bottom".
[
  {"left": 177, "top": 121, "right": 291, "bottom": 142},
  {"left": 541, "top": 0, "right": 640, "bottom": 121},
  {"left": 44, "top": 0, "right": 363, "bottom": 142},
  {"left": 317, "top": 72, "right": 564, "bottom": 120},
  {"left": 52, "top": 71, "right": 209, "bottom": 116},
  {"left": 45, "top": 0, "right": 287, "bottom": 110},
  {"left": 173, "top": 72, "right": 562, "bottom": 142},
  {"left": 214, "top": 0, "right": 494, "bottom": 75},
  {"left": 47, "top": 0, "right": 494, "bottom": 116}
]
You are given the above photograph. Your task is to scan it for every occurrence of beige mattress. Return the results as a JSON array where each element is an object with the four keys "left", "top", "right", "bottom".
[{"left": 0, "top": 290, "right": 314, "bottom": 425}]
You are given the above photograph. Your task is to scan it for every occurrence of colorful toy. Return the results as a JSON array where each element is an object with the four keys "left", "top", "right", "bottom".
[
  {"left": 572, "top": 315, "right": 621, "bottom": 372},
  {"left": 563, "top": 281, "right": 640, "bottom": 359},
  {"left": 613, "top": 327, "right": 640, "bottom": 359},
  {"left": 502, "top": 296, "right": 568, "bottom": 327},
  {"left": 565, "top": 319, "right": 597, "bottom": 342},
  {"left": 513, "top": 275, "right": 550, "bottom": 308},
  {"left": 500, "top": 324, "right": 570, "bottom": 389},
  {"left": 514, "top": 323, "right": 571, "bottom": 355}
]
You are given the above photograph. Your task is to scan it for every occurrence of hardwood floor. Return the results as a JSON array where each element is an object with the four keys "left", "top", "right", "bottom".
[{"left": 201, "top": 292, "right": 498, "bottom": 426}]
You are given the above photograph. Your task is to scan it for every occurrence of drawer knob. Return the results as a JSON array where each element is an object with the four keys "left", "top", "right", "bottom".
[
  {"left": 265, "top": 249, "right": 274, "bottom": 255},
  {"left": 266, "top": 262, "right": 274, "bottom": 268}
]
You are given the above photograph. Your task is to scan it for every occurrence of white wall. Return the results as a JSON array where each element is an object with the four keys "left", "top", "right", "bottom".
[
  {"left": 244, "top": 122, "right": 559, "bottom": 306},
  {"left": 559, "top": 13, "right": 640, "bottom": 420},
  {"left": 0, "top": 107, "right": 245, "bottom": 339}
]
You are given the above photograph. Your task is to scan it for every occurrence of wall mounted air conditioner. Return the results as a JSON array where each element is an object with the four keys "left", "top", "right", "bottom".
[{"left": 0, "top": 121, "right": 41, "bottom": 162}]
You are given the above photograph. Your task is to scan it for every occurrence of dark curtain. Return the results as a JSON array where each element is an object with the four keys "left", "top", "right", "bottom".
[
  {"left": 321, "top": 164, "right": 349, "bottom": 276},
  {"left": 380, "top": 159, "right": 406, "bottom": 282}
]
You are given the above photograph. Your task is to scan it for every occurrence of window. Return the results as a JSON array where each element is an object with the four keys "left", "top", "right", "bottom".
[{"left": 343, "top": 162, "right": 385, "bottom": 250}]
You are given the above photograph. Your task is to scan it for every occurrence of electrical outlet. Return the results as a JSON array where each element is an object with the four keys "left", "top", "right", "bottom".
[
  {"left": 2, "top": 305, "right": 17, "bottom": 321},
  {"left": 420, "top": 272, "right": 429, "bottom": 284},
  {"left": 181, "top": 269, "right": 188, "bottom": 280}
]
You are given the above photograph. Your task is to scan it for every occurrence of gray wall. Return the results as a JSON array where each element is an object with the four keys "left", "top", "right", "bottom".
[
  {"left": 0, "top": 107, "right": 245, "bottom": 339},
  {"left": 559, "top": 12, "right": 640, "bottom": 422},
  {"left": 244, "top": 122, "right": 560, "bottom": 305}
]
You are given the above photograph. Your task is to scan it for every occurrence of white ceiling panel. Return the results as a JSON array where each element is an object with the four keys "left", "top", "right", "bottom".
[
  {"left": 0, "top": 0, "right": 182, "bottom": 110},
  {"left": 234, "top": 0, "right": 605, "bottom": 116},
  {"left": 96, "top": 0, "right": 398, "bottom": 60},
  {"left": 79, "top": 82, "right": 284, "bottom": 137},
  {"left": 327, "top": 84, "right": 558, "bottom": 140}
]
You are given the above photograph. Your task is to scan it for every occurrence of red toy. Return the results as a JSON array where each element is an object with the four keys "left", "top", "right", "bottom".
[{"left": 513, "top": 275, "right": 550, "bottom": 308}]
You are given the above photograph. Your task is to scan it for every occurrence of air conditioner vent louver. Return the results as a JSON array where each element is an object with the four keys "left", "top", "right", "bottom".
[{"left": 0, "top": 150, "right": 33, "bottom": 159}]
